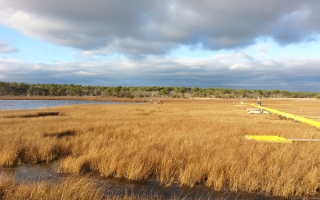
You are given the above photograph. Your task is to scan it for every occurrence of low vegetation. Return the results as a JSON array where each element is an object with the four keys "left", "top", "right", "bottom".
[{"left": 0, "top": 98, "right": 320, "bottom": 199}]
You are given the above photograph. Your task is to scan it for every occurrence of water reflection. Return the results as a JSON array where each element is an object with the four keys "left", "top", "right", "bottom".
[
  {"left": 0, "top": 162, "right": 59, "bottom": 182},
  {"left": 0, "top": 100, "right": 121, "bottom": 110}
]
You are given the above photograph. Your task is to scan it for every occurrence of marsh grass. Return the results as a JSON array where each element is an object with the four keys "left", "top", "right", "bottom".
[{"left": 0, "top": 98, "right": 320, "bottom": 198}]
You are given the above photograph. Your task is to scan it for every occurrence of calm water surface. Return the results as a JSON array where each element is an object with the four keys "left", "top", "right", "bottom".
[{"left": 0, "top": 100, "right": 120, "bottom": 110}]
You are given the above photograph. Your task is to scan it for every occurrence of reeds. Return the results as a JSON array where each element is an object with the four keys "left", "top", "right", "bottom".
[{"left": 0, "top": 98, "right": 320, "bottom": 198}]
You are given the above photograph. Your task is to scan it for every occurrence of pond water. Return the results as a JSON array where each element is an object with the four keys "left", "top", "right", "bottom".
[
  {"left": 0, "top": 100, "right": 121, "bottom": 110},
  {"left": 0, "top": 163, "right": 287, "bottom": 200}
]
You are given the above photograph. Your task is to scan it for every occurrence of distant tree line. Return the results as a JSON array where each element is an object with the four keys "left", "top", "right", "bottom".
[{"left": 0, "top": 81, "right": 319, "bottom": 99}]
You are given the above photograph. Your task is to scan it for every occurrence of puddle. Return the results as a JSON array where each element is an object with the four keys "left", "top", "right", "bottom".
[
  {"left": 0, "top": 162, "right": 60, "bottom": 183},
  {"left": 0, "top": 163, "right": 293, "bottom": 199}
]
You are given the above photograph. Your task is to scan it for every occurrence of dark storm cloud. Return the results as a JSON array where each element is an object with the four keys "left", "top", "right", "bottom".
[{"left": 1, "top": 0, "right": 320, "bottom": 57}]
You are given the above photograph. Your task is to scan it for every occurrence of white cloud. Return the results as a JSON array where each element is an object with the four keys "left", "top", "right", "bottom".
[
  {"left": 0, "top": 41, "right": 18, "bottom": 53},
  {"left": 73, "top": 71, "right": 97, "bottom": 76},
  {"left": 260, "top": 60, "right": 275, "bottom": 66},
  {"left": 229, "top": 63, "right": 250, "bottom": 70},
  {"left": 254, "top": 44, "right": 269, "bottom": 53},
  {"left": 190, "top": 66, "right": 201, "bottom": 69}
]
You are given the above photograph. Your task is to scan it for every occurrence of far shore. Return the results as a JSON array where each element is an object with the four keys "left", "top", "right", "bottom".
[
  {"left": 1, "top": 95, "right": 318, "bottom": 101},
  {"left": 0, "top": 95, "right": 148, "bottom": 102}
]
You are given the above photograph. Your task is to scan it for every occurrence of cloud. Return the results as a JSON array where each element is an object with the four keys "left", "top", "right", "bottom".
[
  {"left": 1, "top": 53, "right": 320, "bottom": 92},
  {"left": 73, "top": 70, "right": 97, "bottom": 76},
  {"left": 1, "top": 0, "right": 320, "bottom": 57},
  {"left": 229, "top": 63, "right": 250, "bottom": 70},
  {"left": 0, "top": 41, "right": 19, "bottom": 53}
]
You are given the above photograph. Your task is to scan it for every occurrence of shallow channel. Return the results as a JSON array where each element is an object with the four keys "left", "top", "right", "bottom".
[{"left": 0, "top": 162, "right": 287, "bottom": 200}]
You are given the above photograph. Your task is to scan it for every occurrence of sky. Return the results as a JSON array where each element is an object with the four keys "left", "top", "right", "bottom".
[{"left": 0, "top": 0, "right": 320, "bottom": 92}]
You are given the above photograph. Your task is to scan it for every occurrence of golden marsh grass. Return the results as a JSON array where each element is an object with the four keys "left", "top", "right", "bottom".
[
  {"left": 0, "top": 97, "right": 320, "bottom": 198},
  {"left": 0, "top": 175, "right": 104, "bottom": 200}
]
